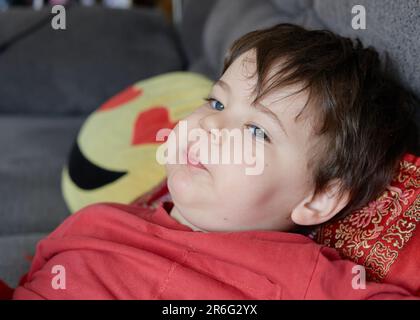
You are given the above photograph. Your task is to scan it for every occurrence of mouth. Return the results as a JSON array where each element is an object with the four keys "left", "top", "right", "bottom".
[{"left": 185, "top": 144, "right": 208, "bottom": 172}]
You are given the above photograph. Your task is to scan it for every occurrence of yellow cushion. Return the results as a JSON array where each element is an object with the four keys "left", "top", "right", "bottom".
[{"left": 62, "top": 72, "right": 212, "bottom": 213}]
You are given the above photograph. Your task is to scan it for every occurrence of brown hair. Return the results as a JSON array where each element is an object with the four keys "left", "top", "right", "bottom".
[{"left": 222, "top": 23, "right": 418, "bottom": 220}]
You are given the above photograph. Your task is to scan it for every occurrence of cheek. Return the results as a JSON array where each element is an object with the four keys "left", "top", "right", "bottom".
[
  {"left": 210, "top": 172, "right": 280, "bottom": 227},
  {"left": 260, "top": 152, "right": 313, "bottom": 211},
  {"left": 186, "top": 104, "right": 209, "bottom": 122},
  {"left": 220, "top": 155, "right": 294, "bottom": 205},
  {"left": 212, "top": 165, "right": 271, "bottom": 206},
  {"left": 276, "top": 157, "right": 312, "bottom": 193}
]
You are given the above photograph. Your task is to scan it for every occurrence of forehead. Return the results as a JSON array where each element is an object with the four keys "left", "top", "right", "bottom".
[{"left": 220, "top": 50, "right": 313, "bottom": 123}]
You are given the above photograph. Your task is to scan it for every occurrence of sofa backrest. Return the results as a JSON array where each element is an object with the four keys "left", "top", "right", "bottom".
[{"left": 198, "top": 0, "right": 419, "bottom": 96}]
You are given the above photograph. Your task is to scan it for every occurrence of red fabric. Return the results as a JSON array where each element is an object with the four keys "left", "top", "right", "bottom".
[
  {"left": 131, "top": 178, "right": 169, "bottom": 208},
  {"left": 387, "top": 226, "right": 420, "bottom": 296},
  {"left": 12, "top": 202, "right": 419, "bottom": 300},
  {"left": 315, "top": 153, "right": 420, "bottom": 294},
  {"left": 0, "top": 279, "right": 14, "bottom": 300}
]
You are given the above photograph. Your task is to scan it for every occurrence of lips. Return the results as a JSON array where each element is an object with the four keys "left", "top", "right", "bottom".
[{"left": 186, "top": 144, "right": 208, "bottom": 171}]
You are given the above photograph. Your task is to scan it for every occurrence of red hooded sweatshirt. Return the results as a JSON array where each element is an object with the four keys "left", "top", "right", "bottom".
[{"left": 13, "top": 201, "right": 418, "bottom": 300}]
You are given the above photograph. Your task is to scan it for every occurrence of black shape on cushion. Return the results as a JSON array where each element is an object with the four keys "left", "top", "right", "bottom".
[{"left": 68, "top": 142, "right": 127, "bottom": 190}]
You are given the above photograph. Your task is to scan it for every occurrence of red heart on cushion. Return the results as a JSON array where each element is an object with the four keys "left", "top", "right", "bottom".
[
  {"left": 132, "top": 107, "right": 177, "bottom": 145},
  {"left": 99, "top": 87, "right": 143, "bottom": 111}
]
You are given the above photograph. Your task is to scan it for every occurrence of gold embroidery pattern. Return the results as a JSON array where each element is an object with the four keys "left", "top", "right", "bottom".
[{"left": 316, "top": 155, "right": 420, "bottom": 282}]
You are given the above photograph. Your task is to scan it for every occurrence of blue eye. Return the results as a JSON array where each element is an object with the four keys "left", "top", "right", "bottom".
[
  {"left": 246, "top": 124, "right": 271, "bottom": 142},
  {"left": 205, "top": 97, "right": 225, "bottom": 111}
]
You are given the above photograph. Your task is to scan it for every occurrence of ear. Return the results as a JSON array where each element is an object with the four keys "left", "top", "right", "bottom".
[{"left": 290, "top": 179, "right": 350, "bottom": 226}]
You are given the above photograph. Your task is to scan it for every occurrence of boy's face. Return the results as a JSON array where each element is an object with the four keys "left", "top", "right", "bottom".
[{"left": 165, "top": 50, "right": 320, "bottom": 232}]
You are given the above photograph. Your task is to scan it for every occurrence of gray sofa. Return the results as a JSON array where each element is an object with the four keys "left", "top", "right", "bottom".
[{"left": 0, "top": 0, "right": 419, "bottom": 287}]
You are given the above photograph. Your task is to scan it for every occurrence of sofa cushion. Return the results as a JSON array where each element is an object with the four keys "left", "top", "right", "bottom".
[
  {"left": 0, "top": 6, "right": 185, "bottom": 115},
  {"left": 178, "top": 0, "right": 217, "bottom": 65},
  {"left": 0, "top": 233, "right": 46, "bottom": 288},
  {"left": 312, "top": 0, "right": 420, "bottom": 99},
  {"left": 0, "top": 115, "right": 84, "bottom": 235},
  {"left": 202, "top": 0, "right": 296, "bottom": 78}
]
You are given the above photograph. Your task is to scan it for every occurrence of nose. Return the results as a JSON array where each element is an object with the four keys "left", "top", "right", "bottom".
[{"left": 198, "top": 113, "right": 226, "bottom": 145}]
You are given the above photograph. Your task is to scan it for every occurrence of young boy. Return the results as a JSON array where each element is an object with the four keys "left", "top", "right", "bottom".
[{"left": 13, "top": 24, "right": 418, "bottom": 299}]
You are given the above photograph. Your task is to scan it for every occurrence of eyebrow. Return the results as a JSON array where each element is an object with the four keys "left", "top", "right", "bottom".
[
  {"left": 255, "top": 102, "right": 289, "bottom": 137},
  {"left": 214, "top": 80, "right": 231, "bottom": 93},
  {"left": 214, "top": 79, "right": 288, "bottom": 137}
]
